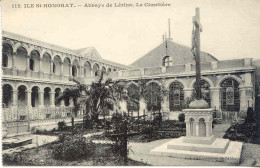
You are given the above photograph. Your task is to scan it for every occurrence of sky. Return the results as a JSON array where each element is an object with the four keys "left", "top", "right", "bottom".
[{"left": 2, "top": 0, "right": 260, "bottom": 65}]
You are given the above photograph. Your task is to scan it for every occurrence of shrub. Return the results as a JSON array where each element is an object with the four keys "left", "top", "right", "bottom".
[
  {"left": 52, "top": 134, "right": 94, "bottom": 161},
  {"left": 178, "top": 113, "right": 185, "bottom": 122},
  {"left": 58, "top": 121, "right": 66, "bottom": 131}
]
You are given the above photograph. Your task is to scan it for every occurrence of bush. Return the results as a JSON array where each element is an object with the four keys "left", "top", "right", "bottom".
[
  {"left": 58, "top": 121, "right": 66, "bottom": 131},
  {"left": 178, "top": 113, "right": 185, "bottom": 122},
  {"left": 52, "top": 133, "right": 94, "bottom": 161}
]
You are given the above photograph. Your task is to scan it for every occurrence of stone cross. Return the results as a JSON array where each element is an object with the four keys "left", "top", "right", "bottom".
[{"left": 191, "top": 7, "right": 203, "bottom": 100}]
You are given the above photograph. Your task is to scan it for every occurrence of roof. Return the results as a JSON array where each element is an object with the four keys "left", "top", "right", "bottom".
[{"left": 129, "top": 39, "right": 218, "bottom": 68}]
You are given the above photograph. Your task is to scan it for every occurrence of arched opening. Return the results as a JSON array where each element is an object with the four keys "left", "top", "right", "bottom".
[
  {"left": 30, "top": 50, "right": 40, "bottom": 72},
  {"left": 72, "top": 59, "right": 79, "bottom": 77},
  {"left": 16, "top": 47, "right": 28, "bottom": 70},
  {"left": 189, "top": 118, "right": 196, "bottom": 136},
  {"left": 199, "top": 118, "right": 206, "bottom": 137},
  {"left": 2, "top": 84, "right": 13, "bottom": 108},
  {"left": 127, "top": 84, "right": 140, "bottom": 113},
  {"left": 84, "top": 61, "right": 91, "bottom": 77},
  {"left": 17, "top": 85, "right": 27, "bottom": 107},
  {"left": 53, "top": 55, "right": 61, "bottom": 75},
  {"left": 93, "top": 63, "right": 99, "bottom": 76},
  {"left": 144, "top": 82, "right": 161, "bottom": 111},
  {"left": 3, "top": 43, "right": 13, "bottom": 68},
  {"left": 221, "top": 78, "right": 240, "bottom": 112},
  {"left": 31, "top": 86, "right": 39, "bottom": 107},
  {"left": 55, "top": 88, "right": 61, "bottom": 107},
  {"left": 44, "top": 87, "right": 51, "bottom": 107},
  {"left": 162, "top": 56, "right": 173, "bottom": 66},
  {"left": 42, "top": 53, "right": 52, "bottom": 74},
  {"left": 169, "top": 82, "right": 184, "bottom": 111},
  {"left": 107, "top": 68, "right": 111, "bottom": 75},
  {"left": 72, "top": 65, "right": 77, "bottom": 77},
  {"left": 64, "top": 88, "right": 70, "bottom": 106},
  {"left": 29, "top": 59, "right": 34, "bottom": 71},
  {"left": 193, "top": 79, "right": 211, "bottom": 106},
  {"left": 53, "top": 63, "right": 56, "bottom": 74},
  {"left": 63, "top": 58, "right": 71, "bottom": 76},
  {"left": 101, "top": 66, "right": 106, "bottom": 75},
  {"left": 2, "top": 53, "right": 8, "bottom": 67}
]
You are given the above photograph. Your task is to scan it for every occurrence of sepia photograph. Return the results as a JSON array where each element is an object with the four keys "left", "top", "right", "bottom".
[{"left": 1, "top": 0, "right": 260, "bottom": 166}]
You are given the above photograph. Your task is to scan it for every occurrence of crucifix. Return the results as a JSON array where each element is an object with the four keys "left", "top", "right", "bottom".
[{"left": 191, "top": 7, "right": 203, "bottom": 100}]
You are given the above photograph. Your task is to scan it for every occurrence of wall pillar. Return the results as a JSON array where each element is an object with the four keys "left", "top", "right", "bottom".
[
  {"left": 210, "top": 87, "right": 221, "bottom": 118},
  {"left": 184, "top": 88, "right": 193, "bottom": 99},
  {"left": 50, "top": 91, "right": 55, "bottom": 107},
  {"left": 38, "top": 91, "right": 44, "bottom": 107},
  {"left": 12, "top": 89, "right": 18, "bottom": 107},
  {"left": 205, "top": 121, "right": 211, "bottom": 137}
]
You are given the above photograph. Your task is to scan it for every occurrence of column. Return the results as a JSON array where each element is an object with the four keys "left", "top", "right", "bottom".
[
  {"left": 38, "top": 58, "right": 43, "bottom": 78},
  {"left": 12, "top": 89, "right": 18, "bottom": 107},
  {"left": 60, "top": 100, "right": 65, "bottom": 107},
  {"left": 161, "top": 93, "right": 169, "bottom": 120},
  {"left": 50, "top": 91, "right": 55, "bottom": 107},
  {"left": 50, "top": 60, "right": 54, "bottom": 74},
  {"left": 38, "top": 91, "right": 44, "bottom": 107},
  {"left": 60, "top": 62, "right": 64, "bottom": 77},
  {"left": 39, "top": 58, "right": 43, "bottom": 73},
  {"left": 90, "top": 68, "right": 94, "bottom": 77},
  {"left": 69, "top": 63, "right": 72, "bottom": 76},
  {"left": 26, "top": 55, "right": 30, "bottom": 71},
  {"left": 69, "top": 99, "right": 74, "bottom": 107},
  {"left": 195, "top": 121, "right": 199, "bottom": 137},
  {"left": 185, "top": 121, "right": 191, "bottom": 136},
  {"left": 12, "top": 52, "right": 17, "bottom": 74},
  {"left": 26, "top": 91, "right": 32, "bottom": 107}
]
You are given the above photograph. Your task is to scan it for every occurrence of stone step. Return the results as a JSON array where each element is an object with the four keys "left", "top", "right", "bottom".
[{"left": 167, "top": 137, "right": 230, "bottom": 153}]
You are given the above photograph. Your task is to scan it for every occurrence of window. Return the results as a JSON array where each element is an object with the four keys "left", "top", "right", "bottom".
[
  {"left": 144, "top": 83, "right": 161, "bottom": 111},
  {"left": 221, "top": 78, "right": 240, "bottom": 111},
  {"left": 162, "top": 56, "right": 173, "bottom": 66},
  {"left": 29, "top": 59, "right": 34, "bottom": 71},
  {"left": 169, "top": 82, "right": 184, "bottom": 111}
]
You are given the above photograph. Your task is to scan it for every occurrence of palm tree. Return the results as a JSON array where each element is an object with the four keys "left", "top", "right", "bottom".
[{"left": 56, "top": 71, "right": 127, "bottom": 128}]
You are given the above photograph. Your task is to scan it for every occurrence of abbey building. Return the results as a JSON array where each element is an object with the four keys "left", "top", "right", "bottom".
[{"left": 2, "top": 31, "right": 258, "bottom": 136}]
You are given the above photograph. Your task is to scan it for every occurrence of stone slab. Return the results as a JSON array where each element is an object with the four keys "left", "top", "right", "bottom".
[
  {"left": 167, "top": 137, "right": 229, "bottom": 153},
  {"left": 150, "top": 139, "right": 243, "bottom": 164},
  {"left": 183, "top": 135, "right": 216, "bottom": 144}
]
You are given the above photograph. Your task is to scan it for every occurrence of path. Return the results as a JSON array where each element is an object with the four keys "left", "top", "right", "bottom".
[
  {"left": 128, "top": 123, "right": 260, "bottom": 166},
  {"left": 128, "top": 123, "right": 233, "bottom": 166}
]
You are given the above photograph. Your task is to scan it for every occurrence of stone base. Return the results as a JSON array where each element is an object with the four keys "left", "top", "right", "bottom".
[
  {"left": 167, "top": 137, "right": 229, "bottom": 153},
  {"left": 183, "top": 135, "right": 216, "bottom": 144},
  {"left": 150, "top": 137, "right": 243, "bottom": 164}
]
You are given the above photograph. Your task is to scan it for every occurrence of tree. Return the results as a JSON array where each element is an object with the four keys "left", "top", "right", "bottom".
[{"left": 56, "top": 71, "right": 128, "bottom": 128}]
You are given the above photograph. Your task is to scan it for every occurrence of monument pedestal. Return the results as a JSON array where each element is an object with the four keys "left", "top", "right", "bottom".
[{"left": 150, "top": 108, "right": 243, "bottom": 164}]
